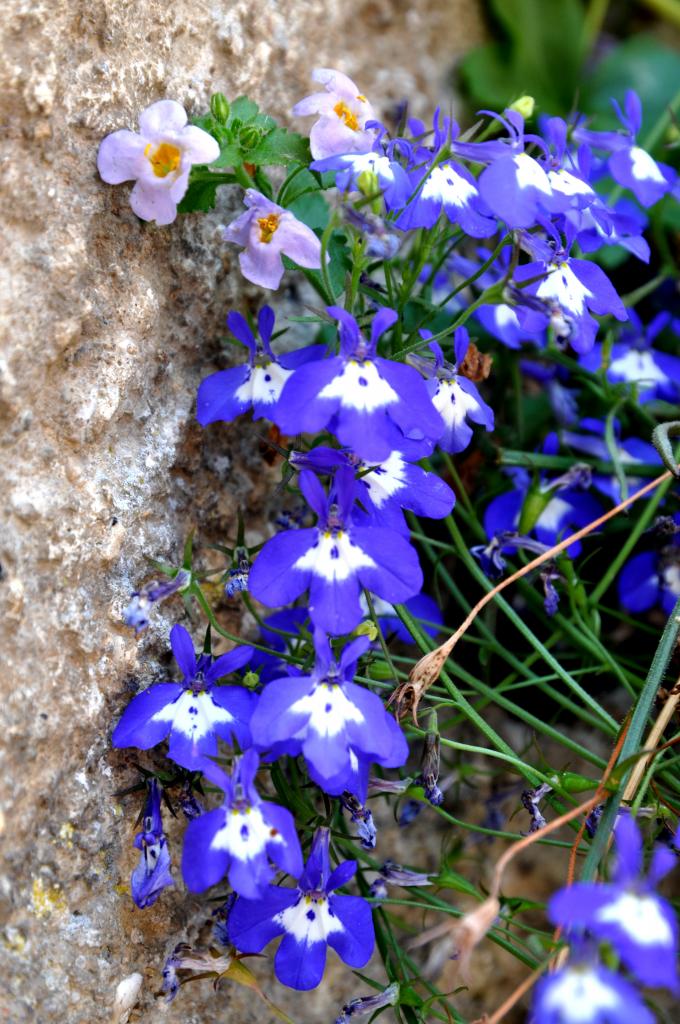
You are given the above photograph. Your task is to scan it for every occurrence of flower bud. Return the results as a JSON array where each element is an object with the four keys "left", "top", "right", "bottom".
[
  {"left": 510, "top": 95, "right": 535, "bottom": 119},
  {"left": 210, "top": 93, "right": 230, "bottom": 125},
  {"left": 239, "top": 124, "right": 262, "bottom": 151}
]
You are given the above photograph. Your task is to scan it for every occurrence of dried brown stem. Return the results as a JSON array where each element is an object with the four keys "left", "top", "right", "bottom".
[{"left": 394, "top": 470, "right": 672, "bottom": 722}]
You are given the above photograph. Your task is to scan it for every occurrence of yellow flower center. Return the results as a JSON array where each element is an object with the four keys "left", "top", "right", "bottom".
[
  {"left": 258, "top": 213, "right": 280, "bottom": 243},
  {"left": 145, "top": 141, "right": 181, "bottom": 178},
  {"left": 333, "top": 101, "right": 360, "bottom": 132}
]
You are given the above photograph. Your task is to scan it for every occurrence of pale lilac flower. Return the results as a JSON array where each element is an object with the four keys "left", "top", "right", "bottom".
[
  {"left": 225, "top": 190, "right": 324, "bottom": 289},
  {"left": 293, "top": 68, "right": 377, "bottom": 159},
  {"left": 97, "top": 100, "right": 220, "bottom": 225}
]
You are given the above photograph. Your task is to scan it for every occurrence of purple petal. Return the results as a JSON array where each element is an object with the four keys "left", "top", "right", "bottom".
[
  {"left": 353, "top": 527, "right": 423, "bottom": 604},
  {"left": 181, "top": 808, "right": 229, "bottom": 892},
  {"left": 274, "top": 930, "right": 327, "bottom": 990},
  {"left": 326, "top": 893, "right": 375, "bottom": 967},
  {"left": 97, "top": 130, "right": 146, "bottom": 184},
  {"left": 228, "top": 888, "right": 297, "bottom": 951},
  {"left": 170, "top": 624, "right": 197, "bottom": 680},
  {"left": 139, "top": 100, "right": 187, "bottom": 135},
  {"left": 248, "top": 529, "right": 317, "bottom": 608},
  {"left": 111, "top": 683, "right": 183, "bottom": 749},
  {"left": 196, "top": 365, "right": 253, "bottom": 425}
]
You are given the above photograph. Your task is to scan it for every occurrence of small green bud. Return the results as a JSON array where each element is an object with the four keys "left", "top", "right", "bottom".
[
  {"left": 517, "top": 487, "right": 553, "bottom": 535},
  {"left": 510, "top": 95, "right": 535, "bottom": 119},
  {"left": 666, "top": 123, "right": 680, "bottom": 144},
  {"left": 357, "top": 169, "right": 379, "bottom": 197},
  {"left": 547, "top": 771, "right": 598, "bottom": 794},
  {"left": 242, "top": 671, "right": 260, "bottom": 689},
  {"left": 239, "top": 125, "right": 262, "bottom": 151},
  {"left": 210, "top": 93, "right": 230, "bottom": 125},
  {"left": 355, "top": 621, "right": 379, "bottom": 642}
]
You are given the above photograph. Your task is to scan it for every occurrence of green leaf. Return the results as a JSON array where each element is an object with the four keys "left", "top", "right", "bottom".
[
  {"left": 229, "top": 95, "right": 260, "bottom": 124},
  {"left": 583, "top": 35, "right": 680, "bottom": 132},
  {"left": 435, "top": 869, "right": 480, "bottom": 899},
  {"left": 211, "top": 143, "right": 241, "bottom": 169},
  {"left": 177, "top": 178, "right": 221, "bottom": 213},
  {"left": 247, "top": 127, "right": 311, "bottom": 167},
  {"left": 459, "top": 0, "right": 585, "bottom": 114},
  {"left": 289, "top": 190, "right": 330, "bottom": 230}
]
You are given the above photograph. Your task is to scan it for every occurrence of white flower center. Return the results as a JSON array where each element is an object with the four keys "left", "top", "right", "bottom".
[
  {"left": 290, "top": 682, "right": 364, "bottom": 738},
  {"left": 150, "top": 690, "right": 233, "bottom": 741},
  {"left": 541, "top": 968, "right": 621, "bottom": 1021},
  {"left": 211, "top": 804, "right": 281, "bottom": 859},
  {"left": 594, "top": 891, "right": 674, "bottom": 946},
  {"left": 294, "top": 530, "right": 377, "bottom": 582},
  {"left": 318, "top": 360, "right": 398, "bottom": 412},
  {"left": 276, "top": 893, "right": 344, "bottom": 944}
]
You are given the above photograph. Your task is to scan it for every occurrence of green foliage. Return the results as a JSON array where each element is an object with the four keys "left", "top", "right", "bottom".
[{"left": 179, "top": 94, "right": 310, "bottom": 213}]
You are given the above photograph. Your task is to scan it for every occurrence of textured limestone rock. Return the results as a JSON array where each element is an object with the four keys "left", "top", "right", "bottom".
[{"left": 0, "top": 2, "right": 483, "bottom": 1020}]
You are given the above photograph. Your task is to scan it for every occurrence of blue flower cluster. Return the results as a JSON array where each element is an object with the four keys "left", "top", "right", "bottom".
[{"left": 102, "top": 65, "right": 680, "bottom": 1013}]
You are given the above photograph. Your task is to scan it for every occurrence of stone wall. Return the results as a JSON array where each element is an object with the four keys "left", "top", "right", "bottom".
[{"left": 0, "top": 2, "right": 483, "bottom": 1020}]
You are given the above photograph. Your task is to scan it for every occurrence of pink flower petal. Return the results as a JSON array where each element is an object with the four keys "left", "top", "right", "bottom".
[
  {"left": 97, "top": 130, "right": 146, "bottom": 184},
  {"left": 139, "top": 100, "right": 188, "bottom": 137}
]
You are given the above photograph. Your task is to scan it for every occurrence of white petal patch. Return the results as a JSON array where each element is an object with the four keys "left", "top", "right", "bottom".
[
  {"left": 663, "top": 563, "right": 680, "bottom": 596},
  {"left": 338, "top": 152, "right": 395, "bottom": 184},
  {"left": 276, "top": 893, "right": 344, "bottom": 944},
  {"left": 211, "top": 804, "right": 282, "bottom": 859},
  {"left": 609, "top": 350, "right": 668, "bottom": 386},
  {"left": 362, "top": 451, "right": 407, "bottom": 508},
  {"left": 630, "top": 146, "right": 666, "bottom": 184},
  {"left": 234, "top": 362, "right": 292, "bottom": 406},
  {"left": 541, "top": 968, "right": 622, "bottom": 1022},
  {"left": 432, "top": 378, "right": 480, "bottom": 429},
  {"left": 150, "top": 690, "right": 234, "bottom": 741},
  {"left": 493, "top": 304, "right": 521, "bottom": 329},
  {"left": 595, "top": 892, "right": 674, "bottom": 947},
  {"left": 318, "top": 360, "right": 398, "bottom": 412},
  {"left": 290, "top": 682, "right": 364, "bottom": 738},
  {"left": 359, "top": 593, "right": 395, "bottom": 618},
  {"left": 535, "top": 494, "right": 573, "bottom": 534},
  {"left": 425, "top": 164, "right": 477, "bottom": 206},
  {"left": 549, "top": 168, "right": 595, "bottom": 200},
  {"left": 513, "top": 152, "right": 552, "bottom": 195},
  {"left": 293, "top": 530, "right": 377, "bottom": 582},
  {"left": 537, "top": 261, "right": 593, "bottom": 317}
]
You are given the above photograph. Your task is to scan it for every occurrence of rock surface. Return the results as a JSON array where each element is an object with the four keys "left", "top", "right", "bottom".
[{"left": 0, "top": 2, "right": 484, "bottom": 1020}]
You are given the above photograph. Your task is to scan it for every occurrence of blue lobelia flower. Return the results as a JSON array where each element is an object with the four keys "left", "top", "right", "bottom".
[
  {"left": 618, "top": 518, "right": 680, "bottom": 617},
  {"left": 112, "top": 624, "right": 255, "bottom": 770},
  {"left": 530, "top": 958, "right": 655, "bottom": 1024},
  {"left": 275, "top": 306, "right": 444, "bottom": 462},
  {"left": 228, "top": 826, "right": 375, "bottom": 990},
  {"left": 483, "top": 451, "right": 603, "bottom": 559},
  {"left": 290, "top": 441, "right": 455, "bottom": 535},
  {"left": 394, "top": 110, "right": 497, "bottom": 237},
  {"left": 123, "top": 569, "right": 191, "bottom": 632},
  {"left": 250, "top": 631, "right": 408, "bottom": 801},
  {"left": 548, "top": 812, "right": 679, "bottom": 991},
  {"left": 447, "top": 247, "right": 548, "bottom": 350},
  {"left": 453, "top": 108, "right": 567, "bottom": 229},
  {"left": 335, "top": 982, "right": 400, "bottom": 1024},
  {"left": 566, "top": 194, "right": 650, "bottom": 264},
  {"left": 575, "top": 90, "right": 675, "bottom": 208},
  {"left": 540, "top": 115, "right": 598, "bottom": 212},
  {"left": 196, "top": 306, "right": 323, "bottom": 426},
  {"left": 181, "top": 750, "right": 302, "bottom": 899},
  {"left": 130, "top": 779, "right": 174, "bottom": 909},
  {"left": 408, "top": 326, "right": 494, "bottom": 454},
  {"left": 514, "top": 224, "right": 627, "bottom": 354},
  {"left": 560, "top": 417, "right": 661, "bottom": 505},
  {"left": 311, "top": 129, "right": 411, "bottom": 213},
  {"left": 579, "top": 310, "right": 680, "bottom": 405},
  {"left": 248, "top": 465, "right": 423, "bottom": 635}
]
